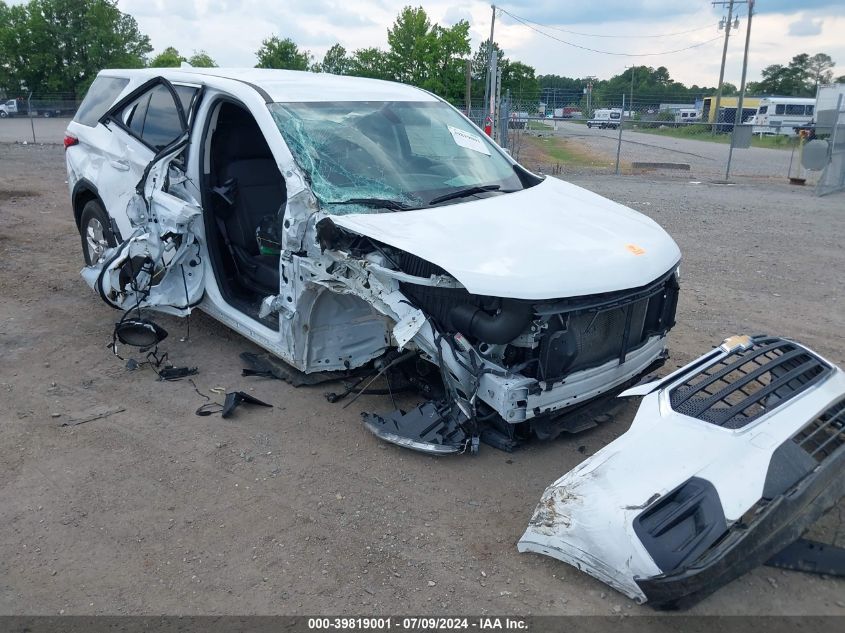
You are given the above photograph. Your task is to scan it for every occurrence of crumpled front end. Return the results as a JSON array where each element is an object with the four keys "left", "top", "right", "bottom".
[
  {"left": 286, "top": 216, "right": 680, "bottom": 453},
  {"left": 518, "top": 335, "right": 845, "bottom": 608}
]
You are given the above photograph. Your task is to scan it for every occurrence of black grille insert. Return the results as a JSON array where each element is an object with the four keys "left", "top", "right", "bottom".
[
  {"left": 669, "top": 336, "right": 831, "bottom": 429},
  {"left": 792, "top": 399, "right": 845, "bottom": 463}
]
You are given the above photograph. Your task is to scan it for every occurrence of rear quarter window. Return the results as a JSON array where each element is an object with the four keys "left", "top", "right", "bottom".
[{"left": 73, "top": 76, "right": 130, "bottom": 127}]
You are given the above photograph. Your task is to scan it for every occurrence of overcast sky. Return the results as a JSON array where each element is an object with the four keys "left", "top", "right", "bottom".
[{"left": 15, "top": 0, "right": 845, "bottom": 86}]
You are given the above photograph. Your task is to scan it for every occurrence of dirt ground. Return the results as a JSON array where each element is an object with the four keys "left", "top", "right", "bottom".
[{"left": 1, "top": 142, "right": 844, "bottom": 616}]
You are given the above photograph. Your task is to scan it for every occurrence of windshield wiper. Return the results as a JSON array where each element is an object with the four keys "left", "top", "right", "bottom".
[
  {"left": 328, "top": 197, "right": 412, "bottom": 211},
  {"left": 428, "top": 184, "right": 503, "bottom": 205}
]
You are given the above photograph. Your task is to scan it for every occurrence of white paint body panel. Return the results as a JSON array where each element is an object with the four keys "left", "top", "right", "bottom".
[
  {"left": 330, "top": 177, "right": 681, "bottom": 300},
  {"left": 518, "top": 341, "right": 845, "bottom": 603}
]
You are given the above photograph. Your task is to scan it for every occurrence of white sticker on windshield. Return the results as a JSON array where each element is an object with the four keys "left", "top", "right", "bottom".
[{"left": 447, "top": 125, "right": 491, "bottom": 156}]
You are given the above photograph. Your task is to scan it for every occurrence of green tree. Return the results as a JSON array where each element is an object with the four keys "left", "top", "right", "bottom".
[
  {"left": 721, "top": 82, "right": 738, "bottom": 96},
  {"left": 471, "top": 39, "right": 504, "bottom": 82},
  {"left": 423, "top": 21, "right": 470, "bottom": 100},
  {"left": 807, "top": 53, "right": 835, "bottom": 90},
  {"left": 0, "top": 0, "right": 151, "bottom": 97},
  {"left": 348, "top": 47, "right": 390, "bottom": 80},
  {"left": 0, "top": 2, "right": 16, "bottom": 92},
  {"left": 255, "top": 36, "right": 311, "bottom": 70},
  {"left": 753, "top": 53, "right": 837, "bottom": 96},
  {"left": 386, "top": 6, "right": 434, "bottom": 86},
  {"left": 756, "top": 61, "right": 809, "bottom": 96},
  {"left": 149, "top": 46, "right": 184, "bottom": 68},
  {"left": 319, "top": 43, "right": 350, "bottom": 75},
  {"left": 501, "top": 60, "right": 539, "bottom": 99},
  {"left": 188, "top": 50, "right": 217, "bottom": 68},
  {"left": 837, "top": 75, "right": 845, "bottom": 84}
]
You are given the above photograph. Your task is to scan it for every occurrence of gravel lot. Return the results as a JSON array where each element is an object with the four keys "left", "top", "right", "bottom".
[
  {"left": 0, "top": 116, "right": 69, "bottom": 145},
  {"left": 1, "top": 142, "right": 843, "bottom": 616},
  {"left": 543, "top": 121, "right": 807, "bottom": 182}
]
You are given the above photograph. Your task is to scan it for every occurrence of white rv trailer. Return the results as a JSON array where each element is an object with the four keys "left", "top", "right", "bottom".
[
  {"left": 752, "top": 97, "right": 815, "bottom": 136},
  {"left": 674, "top": 108, "right": 700, "bottom": 124}
]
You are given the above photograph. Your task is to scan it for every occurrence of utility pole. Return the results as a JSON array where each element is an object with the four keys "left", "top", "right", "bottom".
[
  {"left": 465, "top": 58, "right": 472, "bottom": 117},
  {"left": 626, "top": 66, "right": 636, "bottom": 118},
  {"left": 725, "top": 0, "right": 754, "bottom": 180},
  {"left": 615, "top": 94, "right": 626, "bottom": 175},
  {"left": 585, "top": 76, "right": 596, "bottom": 118},
  {"left": 483, "top": 4, "right": 496, "bottom": 135},
  {"left": 711, "top": 0, "right": 736, "bottom": 133}
]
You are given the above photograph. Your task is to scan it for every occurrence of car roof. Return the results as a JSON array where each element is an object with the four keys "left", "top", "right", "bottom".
[{"left": 98, "top": 67, "right": 438, "bottom": 103}]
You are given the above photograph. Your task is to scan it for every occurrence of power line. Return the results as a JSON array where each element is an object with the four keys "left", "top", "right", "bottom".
[
  {"left": 499, "top": 10, "right": 718, "bottom": 39},
  {"left": 499, "top": 8, "right": 723, "bottom": 57}
]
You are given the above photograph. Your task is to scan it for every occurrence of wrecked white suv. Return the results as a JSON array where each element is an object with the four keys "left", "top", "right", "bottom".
[{"left": 66, "top": 68, "right": 681, "bottom": 452}]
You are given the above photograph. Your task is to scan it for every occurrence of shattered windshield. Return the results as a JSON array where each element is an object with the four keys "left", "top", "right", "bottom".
[{"left": 268, "top": 101, "right": 524, "bottom": 214}]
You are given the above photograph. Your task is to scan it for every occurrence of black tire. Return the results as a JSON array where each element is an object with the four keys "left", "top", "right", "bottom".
[
  {"left": 79, "top": 199, "right": 117, "bottom": 266},
  {"left": 0, "top": 111, "right": 7, "bottom": 118}
]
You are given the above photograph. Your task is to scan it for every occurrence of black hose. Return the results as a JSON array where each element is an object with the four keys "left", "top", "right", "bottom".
[{"left": 448, "top": 300, "right": 533, "bottom": 345}]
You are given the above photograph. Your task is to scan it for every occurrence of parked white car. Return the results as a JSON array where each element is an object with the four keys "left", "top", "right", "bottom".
[
  {"left": 0, "top": 98, "right": 18, "bottom": 117},
  {"left": 65, "top": 68, "right": 681, "bottom": 453}
]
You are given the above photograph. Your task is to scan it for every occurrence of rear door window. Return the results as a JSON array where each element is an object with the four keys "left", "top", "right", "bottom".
[
  {"left": 106, "top": 80, "right": 199, "bottom": 151},
  {"left": 141, "top": 85, "right": 182, "bottom": 150},
  {"left": 73, "top": 76, "right": 130, "bottom": 127},
  {"left": 141, "top": 85, "right": 197, "bottom": 150}
]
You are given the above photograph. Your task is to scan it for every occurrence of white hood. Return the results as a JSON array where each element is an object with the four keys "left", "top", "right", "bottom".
[{"left": 328, "top": 177, "right": 681, "bottom": 300}]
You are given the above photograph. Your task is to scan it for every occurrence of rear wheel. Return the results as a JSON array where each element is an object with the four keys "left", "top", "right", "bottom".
[
  {"left": 0, "top": 111, "right": 7, "bottom": 118},
  {"left": 79, "top": 199, "right": 117, "bottom": 265}
]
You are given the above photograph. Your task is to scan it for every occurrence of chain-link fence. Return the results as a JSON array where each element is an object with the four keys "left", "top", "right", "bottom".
[
  {"left": 0, "top": 93, "right": 82, "bottom": 143},
  {"left": 814, "top": 90, "right": 845, "bottom": 196},
  {"left": 453, "top": 91, "right": 835, "bottom": 189}
]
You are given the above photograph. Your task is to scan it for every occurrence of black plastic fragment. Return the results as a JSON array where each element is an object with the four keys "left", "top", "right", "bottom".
[
  {"left": 115, "top": 318, "right": 168, "bottom": 348},
  {"left": 362, "top": 400, "right": 468, "bottom": 455},
  {"left": 766, "top": 538, "right": 845, "bottom": 577},
  {"left": 222, "top": 391, "right": 272, "bottom": 418},
  {"left": 157, "top": 366, "right": 198, "bottom": 381},
  {"left": 479, "top": 427, "right": 519, "bottom": 452}
]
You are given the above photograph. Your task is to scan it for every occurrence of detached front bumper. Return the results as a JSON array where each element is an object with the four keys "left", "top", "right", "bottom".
[{"left": 518, "top": 335, "right": 845, "bottom": 608}]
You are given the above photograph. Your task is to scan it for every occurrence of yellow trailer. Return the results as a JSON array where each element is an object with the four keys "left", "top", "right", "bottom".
[{"left": 701, "top": 95, "right": 761, "bottom": 125}]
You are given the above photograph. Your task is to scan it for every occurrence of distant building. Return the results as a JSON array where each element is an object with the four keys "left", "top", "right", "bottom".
[{"left": 659, "top": 103, "right": 696, "bottom": 113}]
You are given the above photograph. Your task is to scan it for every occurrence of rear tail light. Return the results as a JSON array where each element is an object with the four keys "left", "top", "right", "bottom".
[{"left": 63, "top": 134, "right": 78, "bottom": 149}]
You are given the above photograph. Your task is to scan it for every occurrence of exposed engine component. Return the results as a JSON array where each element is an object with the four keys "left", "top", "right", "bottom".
[{"left": 448, "top": 300, "right": 533, "bottom": 345}]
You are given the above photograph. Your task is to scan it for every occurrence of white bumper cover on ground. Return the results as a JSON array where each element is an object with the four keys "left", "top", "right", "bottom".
[{"left": 518, "top": 335, "right": 845, "bottom": 607}]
